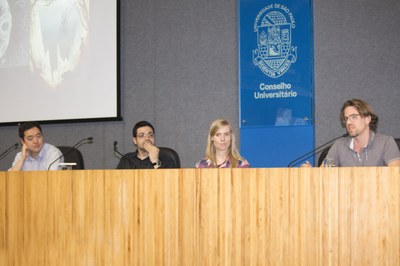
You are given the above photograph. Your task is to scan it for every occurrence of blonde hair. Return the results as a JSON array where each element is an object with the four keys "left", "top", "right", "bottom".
[{"left": 205, "top": 119, "right": 243, "bottom": 168}]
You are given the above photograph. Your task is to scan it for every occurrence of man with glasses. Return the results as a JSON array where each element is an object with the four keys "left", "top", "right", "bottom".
[
  {"left": 116, "top": 121, "right": 176, "bottom": 169},
  {"left": 304, "top": 99, "right": 400, "bottom": 167},
  {"left": 9, "top": 122, "right": 63, "bottom": 171}
]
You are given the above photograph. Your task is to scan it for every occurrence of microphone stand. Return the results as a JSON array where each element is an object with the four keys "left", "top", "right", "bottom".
[
  {"left": 0, "top": 143, "right": 19, "bottom": 160},
  {"left": 114, "top": 141, "right": 136, "bottom": 169},
  {"left": 287, "top": 134, "right": 347, "bottom": 167},
  {"left": 47, "top": 137, "right": 93, "bottom": 170}
]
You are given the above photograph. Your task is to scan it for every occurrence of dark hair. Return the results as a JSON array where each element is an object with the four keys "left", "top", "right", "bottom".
[
  {"left": 340, "top": 99, "right": 379, "bottom": 132},
  {"left": 18, "top": 122, "right": 42, "bottom": 139},
  {"left": 132, "top": 121, "right": 155, "bottom": 137}
]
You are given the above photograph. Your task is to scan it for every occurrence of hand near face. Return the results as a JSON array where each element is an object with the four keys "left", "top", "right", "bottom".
[
  {"left": 144, "top": 142, "right": 159, "bottom": 163},
  {"left": 20, "top": 142, "right": 30, "bottom": 160}
]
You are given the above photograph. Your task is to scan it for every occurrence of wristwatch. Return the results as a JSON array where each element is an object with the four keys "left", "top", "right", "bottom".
[{"left": 152, "top": 160, "right": 161, "bottom": 168}]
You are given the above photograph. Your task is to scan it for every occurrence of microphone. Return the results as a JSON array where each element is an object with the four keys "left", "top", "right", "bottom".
[
  {"left": 47, "top": 137, "right": 93, "bottom": 170},
  {"left": 287, "top": 133, "right": 348, "bottom": 167},
  {"left": 113, "top": 141, "right": 136, "bottom": 169},
  {"left": 0, "top": 143, "right": 19, "bottom": 160}
]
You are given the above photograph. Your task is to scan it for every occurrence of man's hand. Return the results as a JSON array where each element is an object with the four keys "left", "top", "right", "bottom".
[
  {"left": 144, "top": 142, "right": 160, "bottom": 164},
  {"left": 21, "top": 143, "right": 30, "bottom": 160},
  {"left": 300, "top": 160, "right": 312, "bottom": 168},
  {"left": 8, "top": 142, "right": 29, "bottom": 171}
]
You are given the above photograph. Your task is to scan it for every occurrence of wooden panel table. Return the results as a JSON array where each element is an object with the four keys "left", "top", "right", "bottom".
[{"left": 0, "top": 167, "right": 399, "bottom": 265}]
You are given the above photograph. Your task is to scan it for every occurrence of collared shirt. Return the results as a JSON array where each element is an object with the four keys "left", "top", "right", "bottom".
[
  {"left": 11, "top": 143, "right": 64, "bottom": 171},
  {"left": 326, "top": 132, "right": 400, "bottom": 167},
  {"left": 195, "top": 157, "right": 250, "bottom": 168}
]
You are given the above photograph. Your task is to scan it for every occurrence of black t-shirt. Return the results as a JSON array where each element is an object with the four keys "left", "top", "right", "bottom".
[{"left": 116, "top": 150, "right": 176, "bottom": 169}]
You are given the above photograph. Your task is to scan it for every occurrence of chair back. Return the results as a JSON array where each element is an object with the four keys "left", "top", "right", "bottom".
[
  {"left": 395, "top": 138, "right": 400, "bottom": 150},
  {"left": 159, "top": 147, "right": 181, "bottom": 168},
  {"left": 57, "top": 146, "right": 85, "bottom": 170},
  {"left": 317, "top": 145, "right": 331, "bottom": 167}
]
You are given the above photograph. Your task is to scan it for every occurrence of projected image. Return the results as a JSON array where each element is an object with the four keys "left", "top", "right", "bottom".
[
  {"left": 0, "top": 0, "right": 118, "bottom": 124},
  {"left": 0, "top": 0, "right": 12, "bottom": 60},
  {"left": 30, "top": 0, "right": 89, "bottom": 87}
]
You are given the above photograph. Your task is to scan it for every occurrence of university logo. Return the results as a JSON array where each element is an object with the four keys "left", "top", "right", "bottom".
[{"left": 253, "top": 4, "right": 297, "bottom": 78}]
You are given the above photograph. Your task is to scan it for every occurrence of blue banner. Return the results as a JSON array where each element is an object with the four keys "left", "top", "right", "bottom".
[
  {"left": 239, "top": 0, "right": 314, "bottom": 167},
  {"left": 239, "top": 0, "right": 314, "bottom": 127}
]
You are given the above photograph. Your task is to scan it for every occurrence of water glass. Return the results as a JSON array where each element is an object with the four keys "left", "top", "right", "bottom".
[{"left": 323, "top": 158, "right": 335, "bottom": 167}]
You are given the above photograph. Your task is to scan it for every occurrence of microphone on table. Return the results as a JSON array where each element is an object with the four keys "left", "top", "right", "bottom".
[
  {"left": 287, "top": 133, "right": 348, "bottom": 167},
  {"left": 114, "top": 141, "right": 136, "bottom": 169},
  {"left": 0, "top": 143, "right": 19, "bottom": 160},
  {"left": 47, "top": 137, "right": 93, "bottom": 170}
]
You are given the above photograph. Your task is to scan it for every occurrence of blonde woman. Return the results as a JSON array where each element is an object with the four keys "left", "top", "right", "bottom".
[{"left": 195, "top": 119, "right": 250, "bottom": 168}]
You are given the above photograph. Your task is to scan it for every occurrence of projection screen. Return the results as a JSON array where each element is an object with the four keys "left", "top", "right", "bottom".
[{"left": 0, "top": 0, "right": 120, "bottom": 125}]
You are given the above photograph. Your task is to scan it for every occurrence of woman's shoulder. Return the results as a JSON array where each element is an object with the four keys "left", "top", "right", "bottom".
[
  {"left": 195, "top": 158, "right": 213, "bottom": 168},
  {"left": 195, "top": 159, "right": 208, "bottom": 168}
]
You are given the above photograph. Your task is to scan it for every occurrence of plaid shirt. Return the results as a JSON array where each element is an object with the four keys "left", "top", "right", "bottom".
[{"left": 195, "top": 157, "right": 250, "bottom": 168}]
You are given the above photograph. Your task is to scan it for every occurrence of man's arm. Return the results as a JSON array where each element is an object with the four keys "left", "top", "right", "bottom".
[
  {"left": 388, "top": 159, "right": 400, "bottom": 167},
  {"left": 9, "top": 155, "right": 25, "bottom": 171},
  {"left": 8, "top": 143, "right": 29, "bottom": 171},
  {"left": 144, "top": 142, "right": 161, "bottom": 168},
  {"left": 384, "top": 137, "right": 400, "bottom": 167}
]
